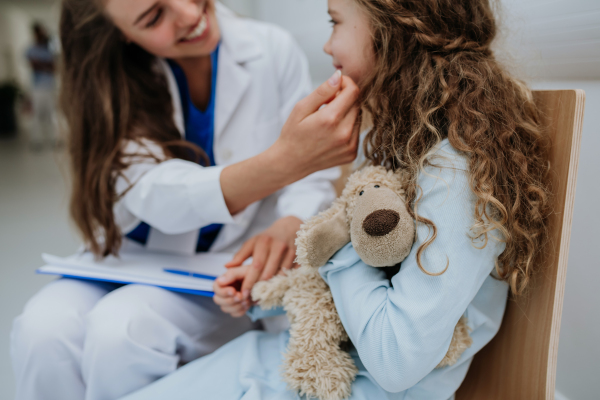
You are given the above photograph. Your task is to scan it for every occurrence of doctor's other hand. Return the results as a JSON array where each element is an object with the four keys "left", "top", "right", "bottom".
[
  {"left": 225, "top": 216, "right": 302, "bottom": 301},
  {"left": 272, "top": 71, "right": 361, "bottom": 180},
  {"left": 213, "top": 265, "right": 251, "bottom": 318}
]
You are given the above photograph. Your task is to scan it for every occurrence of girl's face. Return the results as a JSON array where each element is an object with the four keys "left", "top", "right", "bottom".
[
  {"left": 324, "top": 0, "right": 375, "bottom": 86},
  {"left": 104, "top": 0, "right": 220, "bottom": 61}
]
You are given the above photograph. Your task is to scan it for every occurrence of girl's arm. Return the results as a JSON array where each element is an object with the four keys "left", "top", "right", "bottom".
[{"left": 319, "top": 144, "right": 506, "bottom": 393}]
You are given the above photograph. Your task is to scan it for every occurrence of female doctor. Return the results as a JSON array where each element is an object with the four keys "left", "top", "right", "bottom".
[{"left": 10, "top": 1, "right": 360, "bottom": 400}]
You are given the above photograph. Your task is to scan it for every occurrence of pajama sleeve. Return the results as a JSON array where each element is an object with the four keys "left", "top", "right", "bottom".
[
  {"left": 319, "top": 143, "right": 506, "bottom": 393},
  {"left": 246, "top": 305, "right": 286, "bottom": 322}
]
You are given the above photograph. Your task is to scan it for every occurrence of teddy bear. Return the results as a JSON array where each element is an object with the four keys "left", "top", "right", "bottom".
[{"left": 252, "top": 166, "right": 472, "bottom": 400}]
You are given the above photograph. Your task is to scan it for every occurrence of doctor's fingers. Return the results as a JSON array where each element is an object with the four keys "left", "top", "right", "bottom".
[
  {"left": 317, "top": 76, "right": 360, "bottom": 121},
  {"left": 338, "top": 105, "right": 360, "bottom": 143},
  {"left": 327, "top": 105, "right": 360, "bottom": 164},
  {"left": 225, "top": 237, "right": 257, "bottom": 268},
  {"left": 259, "top": 240, "right": 289, "bottom": 282},
  {"left": 240, "top": 236, "right": 272, "bottom": 299},
  {"left": 280, "top": 246, "right": 297, "bottom": 272},
  {"left": 216, "top": 265, "right": 249, "bottom": 287},
  {"left": 292, "top": 70, "right": 344, "bottom": 118}
]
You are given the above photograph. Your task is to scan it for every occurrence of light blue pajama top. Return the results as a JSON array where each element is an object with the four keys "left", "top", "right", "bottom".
[{"left": 120, "top": 140, "right": 509, "bottom": 400}]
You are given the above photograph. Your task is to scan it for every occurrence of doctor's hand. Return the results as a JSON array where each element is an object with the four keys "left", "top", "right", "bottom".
[
  {"left": 273, "top": 71, "right": 361, "bottom": 179},
  {"left": 226, "top": 216, "right": 302, "bottom": 302},
  {"left": 219, "top": 73, "right": 360, "bottom": 216}
]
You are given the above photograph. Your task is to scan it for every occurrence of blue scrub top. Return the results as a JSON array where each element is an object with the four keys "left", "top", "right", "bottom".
[{"left": 127, "top": 46, "right": 222, "bottom": 252}]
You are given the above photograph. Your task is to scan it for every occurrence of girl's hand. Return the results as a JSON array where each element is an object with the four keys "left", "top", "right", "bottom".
[
  {"left": 213, "top": 266, "right": 251, "bottom": 318},
  {"left": 225, "top": 216, "right": 302, "bottom": 300}
]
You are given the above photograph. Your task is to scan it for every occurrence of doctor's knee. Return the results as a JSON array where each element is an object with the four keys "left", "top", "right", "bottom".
[
  {"left": 10, "top": 305, "right": 85, "bottom": 367},
  {"left": 84, "top": 285, "right": 180, "bottom": 357}
]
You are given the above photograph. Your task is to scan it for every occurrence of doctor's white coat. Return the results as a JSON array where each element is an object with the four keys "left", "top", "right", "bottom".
[{"left": 113, "top": 3, "right": 340, "bottom": 255}]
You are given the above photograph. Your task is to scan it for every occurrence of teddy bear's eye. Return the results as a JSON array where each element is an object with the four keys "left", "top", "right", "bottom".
[
  {"left": 359, "top": 191, "right": 364, "bottom": 196},
  {"left": 374, "top": 185, "right": 380, "bottom": 188}
]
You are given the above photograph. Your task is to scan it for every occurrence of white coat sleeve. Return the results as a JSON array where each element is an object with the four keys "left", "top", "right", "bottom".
[
  {"left": 318, "top": 145, "right": 507, "bottom": 392},
  {"left": 269, "top": 27, "right": 340, "bottom": 221},
  {"left": 113, "top": 140, "right": 235, "bottom": 235}
]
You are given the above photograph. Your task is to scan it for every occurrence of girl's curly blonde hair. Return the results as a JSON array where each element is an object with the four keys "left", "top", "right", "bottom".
[{"left": 354, "top": 0, "right": 551, "bottom": 296}]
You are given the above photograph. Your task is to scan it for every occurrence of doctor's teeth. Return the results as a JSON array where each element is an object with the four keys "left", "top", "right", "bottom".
[{"left": 185, "top": 15, "right": 208, "bottom": 40}]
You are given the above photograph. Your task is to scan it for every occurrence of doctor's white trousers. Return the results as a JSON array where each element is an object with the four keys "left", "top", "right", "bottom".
[{"left": 10, "top": 278, "right": 260, "bottom": 400}]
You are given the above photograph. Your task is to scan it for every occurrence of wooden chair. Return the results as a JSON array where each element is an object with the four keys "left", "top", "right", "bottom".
[{"left": 456, "top": 90, "right": 586, "bottom": 399}]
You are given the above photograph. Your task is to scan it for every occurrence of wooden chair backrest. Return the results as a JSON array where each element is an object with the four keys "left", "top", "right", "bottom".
[{"left": 456, "top": 90, "right": 586, "bottom": 399}]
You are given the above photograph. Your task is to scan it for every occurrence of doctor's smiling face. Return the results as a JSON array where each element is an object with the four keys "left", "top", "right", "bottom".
[
  {"left": 104, "top": 0, "right": 220, "bottom": 60},
  {"left": 324, "top": 0, "right": 375, "bottom": 86}
]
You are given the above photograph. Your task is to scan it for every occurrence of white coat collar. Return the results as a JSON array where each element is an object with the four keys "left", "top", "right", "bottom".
[
  {"left": 158, "top": 3, "right": 263, "bottom": 139},
  {"left": 213, "top": 2, "right": 261, "bottom": 138},
  {"left": 215, "top": 2, "right": 263, "bottom": 64}
]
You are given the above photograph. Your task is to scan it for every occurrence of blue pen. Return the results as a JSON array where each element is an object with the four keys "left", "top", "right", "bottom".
[{"left": 164, "top": 269, "right": 217, "bottom": 281}]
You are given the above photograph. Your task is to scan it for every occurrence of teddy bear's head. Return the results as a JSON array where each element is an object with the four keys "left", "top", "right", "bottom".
[
  {"left": 340, "top": 166, "right": 414, "bottom": 267},
  {"left": 296, "top": 166, "right": 415, "bottom": 269}
]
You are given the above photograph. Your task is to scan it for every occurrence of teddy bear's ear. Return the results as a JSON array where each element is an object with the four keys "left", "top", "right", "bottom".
[
  {"left": 295, "top": 199, "right": 351, "bottom": 268},
  {"left": 393, "top": 168, "right": 411, "bottom": 189}
]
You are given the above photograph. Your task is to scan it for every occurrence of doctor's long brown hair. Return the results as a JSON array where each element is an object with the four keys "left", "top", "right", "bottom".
[
  {"left": 355, "top": 0, "right": 551, "bottom": 296},
  {"left": 60, "top": 0, "right": 204, "bottom": 257}
]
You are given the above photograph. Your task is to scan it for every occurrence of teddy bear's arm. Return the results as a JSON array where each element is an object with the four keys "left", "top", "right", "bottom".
[
  {"left": 251, "top": 273, "right": 292, "bottom": 309},
  {"left": 436, "top": 317, "right": 473, "bottom": 368},
  {"left": 295, "top": 200, "right": 351, "bottom": 269}
]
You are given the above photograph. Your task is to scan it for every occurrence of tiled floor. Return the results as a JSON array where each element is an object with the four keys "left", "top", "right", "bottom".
[{"left": 0, "top": 134, "right": 80, "bottom": 400}]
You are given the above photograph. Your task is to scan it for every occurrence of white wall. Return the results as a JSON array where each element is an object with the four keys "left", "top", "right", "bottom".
[
  {"left": 498, "top": 0, "right": 600, "bottom": 81},
  {"left": 0, "top": 6, "right": 34, "bottom": 87},
  {"left": 0, "top": 17, "right": 11, "bottom": 81},
  {"left": 222, "top": 0, "right": 335, "bottom": 86},
  {"left": 253, "top": 0, "right": 334, "bottom": 85},
  {"left": 220, "top": 0, "right": 257, "bottom": 18}
]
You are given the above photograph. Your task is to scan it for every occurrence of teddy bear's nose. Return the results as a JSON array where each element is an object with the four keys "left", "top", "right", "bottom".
[{"left": 362, "top": 209, "right": 400, "bottom": 237}]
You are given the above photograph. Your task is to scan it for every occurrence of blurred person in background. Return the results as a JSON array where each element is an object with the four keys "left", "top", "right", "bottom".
[{"left": 26, "top": 22, "right": 59, "bottom": 150}]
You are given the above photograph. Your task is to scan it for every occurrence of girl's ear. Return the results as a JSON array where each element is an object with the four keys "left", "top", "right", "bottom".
[{"left": 295, "top": 200, "right": 351, "bottom": 268}]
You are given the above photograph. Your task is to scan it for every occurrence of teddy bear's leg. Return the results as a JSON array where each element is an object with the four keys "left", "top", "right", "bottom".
[
  {"left": 281, "top": 268, "right": 357, "bottom": 400},
  {"left": 251, "top": 272, "right": 293, "bottom": 310},
  {"left": 284, "top": 342, "right": 357, "bottom": 400},
  {"left": 436, "top": 316, "right": 473, "bottom": 368}
]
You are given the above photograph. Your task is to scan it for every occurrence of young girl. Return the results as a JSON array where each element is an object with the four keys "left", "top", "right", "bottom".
[
  {"left": 10, "top": 1, "right": 361, "bottom": 400},
  {"left": 121, "top": 0, "right": 550, "bottom": 399}
]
